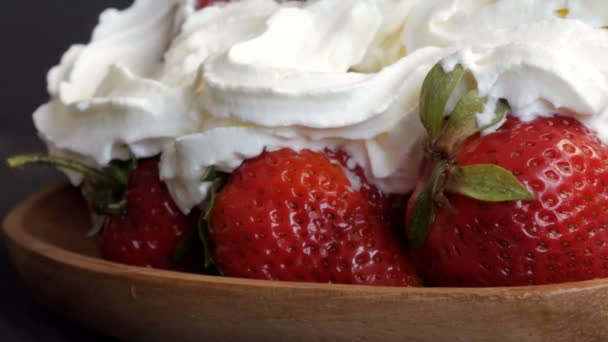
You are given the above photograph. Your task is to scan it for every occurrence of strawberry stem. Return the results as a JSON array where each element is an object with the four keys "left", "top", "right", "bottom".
[
  {"left": 409, "top": 62, "right": 534, "bottom": 249},
  {"left": 7, "top": 154, "right": 121, "bottom": 187}
]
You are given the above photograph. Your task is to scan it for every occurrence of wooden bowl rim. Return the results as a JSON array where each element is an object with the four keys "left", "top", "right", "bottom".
[{"left": 4, "top": 183, "right": 608, "bottom": 297}]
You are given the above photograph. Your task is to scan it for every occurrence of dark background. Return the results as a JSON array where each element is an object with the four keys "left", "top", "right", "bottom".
[{"left": 1, "top": 1, "right": 131, "bottom": 340}]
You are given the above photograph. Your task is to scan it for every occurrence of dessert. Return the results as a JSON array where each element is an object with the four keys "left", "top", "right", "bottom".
[
  {"left": 9, "top": 0, "right": 608, "bottom": 287},
  {"left": 407, "top": 66, "right": 608, "bottom": 286}
]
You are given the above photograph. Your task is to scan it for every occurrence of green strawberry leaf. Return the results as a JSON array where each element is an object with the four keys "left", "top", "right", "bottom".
[
  {"left": 453, "top": 164, "right": 534, "bottom": 202},
  {"left": 198, "top": 217, "right": 214, "bottom": 269},
  {"left": 176, "top": 168, "right": 228, "bottom": 269},
  {"left": 203, "top": 170, "right": 227, "bottom": 219},
  {"left": 204, "top": 182, "right": 218, "bottom": 221},
  {"left": 409, "top": 185, "right": 435, "bottom": 249},
  {"left": 196, "top": 167, "right": 229, "bottom": 269},
  {"left": 409, "top": 162, "right": 447, "bottom": 249},
  {"left": 436, "top": 92, "right": 510, "bottom": 154},
  {"left": 420, "top": 63, "right": 464, "bottom": 140}
]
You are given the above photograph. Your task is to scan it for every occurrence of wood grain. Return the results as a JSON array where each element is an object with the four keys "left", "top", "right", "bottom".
[{"left": 3, "top": 184, "right": 608, "bottom": 341}]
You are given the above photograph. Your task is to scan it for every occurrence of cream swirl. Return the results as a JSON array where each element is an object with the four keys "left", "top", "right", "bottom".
[
  {"left": 34, "top": 0, "right": 199, "bottom": 173},
  {"left": 34, "top": 0, "right": 608, "bottom": 213},
  {"left": 162, "top": 0, "right": 439, "bottom": 212},
  {"left": 442, "top": 19, "right": 608, "bottom": 136}
]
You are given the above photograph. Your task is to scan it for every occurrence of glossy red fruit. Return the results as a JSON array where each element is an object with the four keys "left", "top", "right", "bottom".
[
  {"left": 196, "top": 0, "right": 304, "bottom": 10},
  {"left": 196, "top": 0, "right": 230, "bottom": 10},
  {"left": 409, "top": 116, "right": 608, "bottom": 286},
  {"left": 98, "top": 158, "right": 198, "bottom": 270},
  {"left": 209, "top": 148, "right": 420, "bottom": 287}
]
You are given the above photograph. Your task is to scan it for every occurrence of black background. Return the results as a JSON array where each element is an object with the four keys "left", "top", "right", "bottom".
[{"left": 1, "top": 1, "right": 131, "bottom": 340}]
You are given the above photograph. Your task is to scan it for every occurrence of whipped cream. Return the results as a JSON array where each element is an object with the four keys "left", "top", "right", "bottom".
[
  {"left": 34, "top": 0, "right": 608, "bottom": 213},
  {"left": 34, "top": 0, "right": 199, "bottom": 171}
]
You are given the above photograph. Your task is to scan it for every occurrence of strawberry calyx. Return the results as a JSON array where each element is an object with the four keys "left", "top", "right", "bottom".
[
  {"left": 172, "top": 167, "right": 228, "bottom": 270},
  {"left": 200, "top": 167, "right": 228, "bottom": 269},
  {"left": 196, "top": 0, "right": 229, "bottom": 10},
  {"left": 409, "top": 161, "right": 448, "bottom": 248},
  {"left": 7, "top": 153, "right": 135, "bottom": 219},
  {"left": 409, "top": 63, "right": 534, "bottom": 248}
]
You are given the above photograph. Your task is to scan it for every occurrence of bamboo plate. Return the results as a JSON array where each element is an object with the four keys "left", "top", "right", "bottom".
[{"left": 3, "top": 184, "right": 608, "bottom": 341}]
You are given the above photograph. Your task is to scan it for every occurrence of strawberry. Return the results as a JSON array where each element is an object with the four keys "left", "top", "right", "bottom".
[
  {"left": 208, "top": 148, "right": 421, "bottom": 287},
  {"left": 406, "top": 63, "right": 608, "bottom": 286},
  {"left": 98, "top": 158, "right": 199, "bottom": 270},
  {"left": 8, "top": 155, "right": 199, "bottom": 271},
  {"left": 196, "top": 0, "right": 304, "bottom": 10},
  {"left": 196, "top": 0, "right": 230, "bottom": 10}
]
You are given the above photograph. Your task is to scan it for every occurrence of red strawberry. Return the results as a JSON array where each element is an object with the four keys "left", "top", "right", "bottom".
[
  {"left": 411, "top": 116, "right": 608, "bottom": 286},
  {"left": 208, "top": 148, "right": 420, "bottom": 287},
  {"left": 8, "top": 155, "right": 199, "bottom": 271},
  {"left": 406, "top": 63, "right": 608, "bottom": 286},
  {"left": 196, "top": 0, "right": 304, "bottom": 10},
  {"left": 196, "top": 0, "right": 230, "bottom": 10},
  {"left": 98, "top": 158, "right": 199, "bottom": 270}
]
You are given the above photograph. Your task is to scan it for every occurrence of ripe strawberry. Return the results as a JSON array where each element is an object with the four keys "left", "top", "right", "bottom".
[
  {"left": 98, "top": 158, "right": 199, "bottom": 270},
  {"left": 407, "top": 63, "right": 608, "bottom": 286},
  {"left": 196, "top": 0, "right": 230, "bottom": 10},
  {"left": 8, "top": 155, "right": 199, "bottom": 271},
  {"left": 208, "top": 148, "right": 420, "bottom": 287},
  {"left": 196, "top": 0, "right": 304, "bottom": 10},
  {"left": 411, "top": 116, "right": 608, "bottom": 286}
]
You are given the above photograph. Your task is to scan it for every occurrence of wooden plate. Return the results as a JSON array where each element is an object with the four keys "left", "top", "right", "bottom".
[{"left": 3, "top": 184, "right": 608, "bottom": 341}]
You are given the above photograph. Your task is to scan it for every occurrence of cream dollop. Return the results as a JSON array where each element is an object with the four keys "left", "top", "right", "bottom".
[
  {"left": 442, "top": 19, "right": 608, "bottom": 136},
  {"left": 34, "top": 0, "right": 199, "bottom": 171},
  {"left": 35, "top": 0, "right": 608, "bottom": 213},
  {"left": 162, "top": 0, "right": 440, "bottom": 212}
]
